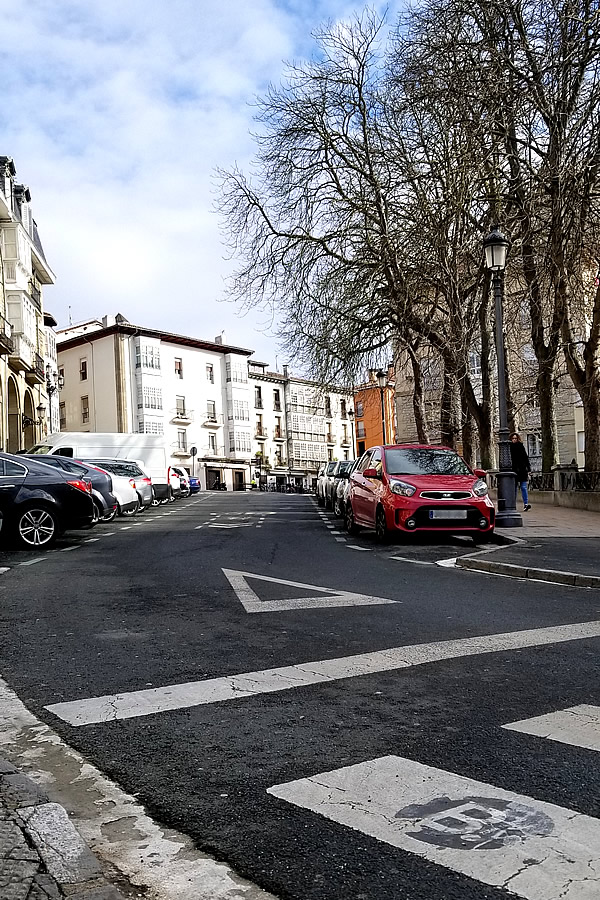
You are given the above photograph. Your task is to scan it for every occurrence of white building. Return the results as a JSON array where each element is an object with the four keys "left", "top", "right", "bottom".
[
  {"left": 0, "top": 156, "right": 55, "bottom": 452},
  {"left": 56, "top": 315, "right": 353, "bottom": 490}
]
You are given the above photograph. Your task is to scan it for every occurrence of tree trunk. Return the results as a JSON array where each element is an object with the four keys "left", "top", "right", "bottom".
[
  {"left": 408, "top": 350, "right": 430, "bottom": 443},
  {"left": 582, "top": 378, "right": 600, "bottom": 472},
  {"left": 537, "top": 365, "right": 559, "bottom": 472},
  {"left": 440, "top": 366, "right": 459, "bottom": 449},
  {"left": 461, "top": 399, "right": 476, "bottom": 466}
]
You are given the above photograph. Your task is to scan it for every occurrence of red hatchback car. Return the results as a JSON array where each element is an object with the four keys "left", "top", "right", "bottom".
[{"left": 346, "top": 444, "right": 495, "bottom": 542}]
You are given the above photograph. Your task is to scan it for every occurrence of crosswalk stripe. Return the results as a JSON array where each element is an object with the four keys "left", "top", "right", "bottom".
[
  {"left": 503, "top": 704, "right": 600, "bottom": 753},
  {"left": 268, "top": 755, "right": 600, "bottom": 900},
  {"left": 44, "top": 619, "right": 600, "bottom": 727}
]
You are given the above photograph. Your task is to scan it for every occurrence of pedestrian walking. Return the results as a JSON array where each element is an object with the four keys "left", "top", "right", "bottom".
[{"left": 510, "top": 432, "right": 532, "bottom": 510}]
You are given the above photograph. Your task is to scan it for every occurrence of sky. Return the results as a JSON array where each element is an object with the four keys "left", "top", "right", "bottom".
[{"left": 1, "top": 0, "right": 394, "bottom": 367}]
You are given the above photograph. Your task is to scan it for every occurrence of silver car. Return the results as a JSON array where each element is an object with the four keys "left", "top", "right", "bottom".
[
  {"left": 333, "top": 459, "right": 358, "bottom": 518},
  {"left": 83, "top": 458, "right": 153, "bottom": 514}
]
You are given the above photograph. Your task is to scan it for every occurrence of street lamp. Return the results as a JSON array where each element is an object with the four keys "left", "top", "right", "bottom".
[
  {"left": 376, "top": 370, "right": 387, "bottom": 445},
  {"left": 483, "top": 226, "right": 522, "bottom": 527}
]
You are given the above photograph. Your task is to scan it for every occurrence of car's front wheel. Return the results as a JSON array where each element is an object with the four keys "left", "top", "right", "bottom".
[
  {"left": 334, "top": 495, "right": 344, "bottom": 518},
  {"left": 15, "top": 505, "right": 59, "bottom": 548},
  {"left": 375, "top": 505, "right": 389, "bottom": 543}
]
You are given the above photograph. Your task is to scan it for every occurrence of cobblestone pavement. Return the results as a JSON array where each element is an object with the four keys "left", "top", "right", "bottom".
[{"left": 0, "top": 758, "right": 125, "bottom": 900}]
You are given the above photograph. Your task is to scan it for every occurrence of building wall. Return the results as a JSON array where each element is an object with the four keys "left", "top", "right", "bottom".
[{"left": 354, "top": 381, "right": 395, "bottom": 456}]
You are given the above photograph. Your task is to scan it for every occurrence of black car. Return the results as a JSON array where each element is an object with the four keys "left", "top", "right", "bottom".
[
  {"left": 0, "top": 452, "right": 94, "bottom": 548},
  {"left": 21, "top": 455, "right": 118, "bottom": 524}
]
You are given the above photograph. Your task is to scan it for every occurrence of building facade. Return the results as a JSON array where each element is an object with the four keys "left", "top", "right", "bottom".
[
  {"left": 354, "top": 369, "right": 396, "bottom": 456},
  {"left": 0, "top": 156, "right": 55, "bottom": 453},
  {"left": 56, "top": 316, "right": 352, "bottom": 490}
]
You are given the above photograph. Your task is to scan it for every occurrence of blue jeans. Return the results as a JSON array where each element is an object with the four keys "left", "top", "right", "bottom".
[{"left": 516, "top": 480, "right": 529, "bottom": 505}]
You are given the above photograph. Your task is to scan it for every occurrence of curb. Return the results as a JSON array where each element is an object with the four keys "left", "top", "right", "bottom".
[
  {"left": 0, "top": 757, "right": 127, "bottom": 899},
  {"left": 456, "top": 556, "right": 600, "bottom": 589}
]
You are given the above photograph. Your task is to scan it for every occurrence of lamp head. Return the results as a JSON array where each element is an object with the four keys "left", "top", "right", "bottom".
[{"left": 483, "top": 227, "right": 510, "bottom": 271}]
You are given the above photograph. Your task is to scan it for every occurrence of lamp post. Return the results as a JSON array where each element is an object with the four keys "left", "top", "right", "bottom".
[
  {"left": 376, "top": 370, "right": 387, "bottom": 445},
  {"left": 483, "top": 227, "right": 522, "bottom": 527},
  {"left": 348, "top": 408, "right": 355, "bottom": 457}
]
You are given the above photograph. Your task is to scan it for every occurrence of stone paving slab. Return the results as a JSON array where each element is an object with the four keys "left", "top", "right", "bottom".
[{"left": 0, "top": 758, "right": 127, "bottom": 900}]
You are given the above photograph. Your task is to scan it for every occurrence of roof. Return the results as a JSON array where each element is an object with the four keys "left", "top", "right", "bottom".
[{"left": 56, "top": 321, "right": 254, "bottom": 356}]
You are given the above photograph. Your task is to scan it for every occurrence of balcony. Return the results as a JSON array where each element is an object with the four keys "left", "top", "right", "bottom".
[
  {"left": 25, "top": 352, "right": 45, "bottom": 385},
  {"left": 273, "top": 429, "right": 286, "bottom": 442},
  {"left": 170, "top": 407, "right": 193, "bottom": 424},
  {"left": 171, "top": 442, "right": 191, "bottom": 458},
  {"left": 255, "top": 397, "right": 263, "bottom": 409},
  {"left": 273, "top": 402, "right": 282, "bottom": 412},
  {"left": 255, "top": 426, "right": 268, "bottom": 440},
  {"left": 202, "top": 412, "right": 224, "bottom": 428},
  {"left": 340, "top": 435, "right": 351, "bottom": 447},
  {"left": 28, "top": 283, "right": 42, "bottom": 312},
  {"left": 0, "top": 315, "right": 13, "bottom": 355},
  {"left": 326, "top": 433, "right": 337, "bottom": 444},
  {"left": 8, "top": 333, "right": 34, "bottom": 372}
]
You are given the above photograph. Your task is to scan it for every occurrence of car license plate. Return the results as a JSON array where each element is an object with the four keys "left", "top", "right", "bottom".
[{"left": 429, "top": 509, "right": 468, "bottom": 520}]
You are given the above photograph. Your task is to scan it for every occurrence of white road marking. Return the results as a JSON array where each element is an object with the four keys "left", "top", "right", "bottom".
[
  {"left": 389, "top": 556, "right": 435, "bottom": 566},
  {"left": 0, "top": 566, "right": 9, "bottom": 573},
  {"left": 120, "top": 526, "right": 132, "bottom": 531},
  {"left": 84, "top": 538, "right": 100, "bottom": 543},
  {"left": 209, "top": 523, "right": 253, "bottom": 529},
  {"left": 19, "top": 558, "right": 45, "bottom": 566},
  {"left": 45, "top": 619, "right": 600, "bottom": 726},
  {"left": 335, "top": 537, "right": 346, "bottom": 543},
  {"left": 503, "top": 705, "right": 600, "bottom": 753},
  {"left": 267, "top": 755, "right": 600, "bottom": 900},
  {"left": 222, "top": 569, "right": 396, "bottom": 613},
  {"left": 102, "top": 532, "right": 115, "bottom": 536},
  {"left": 59, "top": 546, "right": 79, "bottom": 552},
  {"left": 436, "top": 557, "right": 458, "bottom": 567},
  {"left": 347, "top": 545, "right": 371, "bottom": 551}
]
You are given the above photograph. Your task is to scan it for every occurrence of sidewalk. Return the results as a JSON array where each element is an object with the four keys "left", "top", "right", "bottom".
[
  {"left": 0, "top": 757, "right": 128, "bottom": 900},
  {"left": 457, "top": 502, "right": 600, "bottom": 587}
]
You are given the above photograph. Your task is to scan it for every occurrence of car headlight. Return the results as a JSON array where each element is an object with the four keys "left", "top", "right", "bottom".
[
  {"left": 473, "top": 478, "right": 488, "bottom": 497},
  {"left": 390, "top": 479, "right": 416, "bottom": 497}
]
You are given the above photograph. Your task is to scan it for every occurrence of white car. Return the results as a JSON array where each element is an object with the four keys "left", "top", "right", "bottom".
[
  {"left": 85, "top": 461, "right": 139, "bottom": 516},
  {"left": 84, "top": 458, "right": 153, "bottom": 512}
]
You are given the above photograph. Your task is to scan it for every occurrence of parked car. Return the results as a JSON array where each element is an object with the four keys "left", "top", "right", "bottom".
[
  {"left": 317, "top": 461, "right": 337, "bottom": 507},
  {"left": 83, "top": 459, "right": 153, "bottom": 512},
  {"left": 333, "top": 459, "right": 359, "bottom": 518},
  {"left": 324, "top": 460, "right": 355, "bottom": 511},
  {"left": 188, "top": 476, "right": 200, "bottom": 494},
  {"left": 21, "top": 454, "right": 117, "bottom": 523},
  {"left": 345, "top": 444, "right": 495, "bottom": 542},
  {"left": 0, "top": 452, "right": 94, "bottom": 548},
  {"left": 170, "top": 465, "right": 190, "bottom": 498},
  {"left": 80, "top": 459, "right": 141, "bottom": 517}
]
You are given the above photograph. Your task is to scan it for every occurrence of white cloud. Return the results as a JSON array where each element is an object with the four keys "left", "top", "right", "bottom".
[{"left": 1, "top": 0, "right": 391, "bottom": 361}]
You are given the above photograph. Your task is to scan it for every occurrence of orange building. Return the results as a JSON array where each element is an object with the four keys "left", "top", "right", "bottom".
[{"left": 353, "top": 370, "right": 396, "bottom": 457}]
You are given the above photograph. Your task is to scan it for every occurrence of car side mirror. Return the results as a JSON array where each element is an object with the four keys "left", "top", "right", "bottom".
[
  {"left": 363, "top": 467, "right": 380, "bottom": 479},
  {"left": 473, "top": 468, "right": 487, "bottom": 478}
]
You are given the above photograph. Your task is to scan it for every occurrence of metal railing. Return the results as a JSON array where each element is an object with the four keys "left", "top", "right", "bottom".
[
  {"left": 560, "top": 470, "right": 600, "bottom": 492},
  {"left": 529, "top": 472, "right": 554, "bottom": 492},
  {"left": 171, "top": 407, "right": 193, "bottom": 422}
]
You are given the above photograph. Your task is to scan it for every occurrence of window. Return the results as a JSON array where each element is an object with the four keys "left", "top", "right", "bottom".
[
  {"left": 80, "top": 359, "right": 87, "bottom": 381},
  {"left": 59, "top": 402, "right": 66, "bottom": 430},
  {"left": 357, "top": 452, "right": 373, "bottom": 472},
  {"left": 577, "top": 431, "right": 585, "bottom": 453},
  {"left": 139, "top": 386, "right": 163, "bottom": 410},
  {"left": 357, "top": 422, "right": 366, "bottom": 438},
  {"left": 344, "top": 450, "right": 349, "bottom": 460},
  {"left": 175, "top": 358, "right": 183, "bottom": 378},
  {"left": 469, "top": 351, "right": 481, "bottom": 377},
  {"left": 275, "top": 417, "right": 282, "bottom": 438},
  {"left": 206, "top": 364, "right": 213, "bottom": 383},
  {"left": 230, "top": 430, "right": 251, "bottom": 452},
  {"left": 1, "top": 459, "right": 27, "bottom": 477},
  {"left": 226, "top": 361, "right": 247, "bottom": 383},
  {"left": 273, "top": 389, "right": 281, "bottom": 411},
  {"left": 233, "top": 399, "right": 249, "bottom": 421},
  {"left": 207, "top": 400, "right": 216, "bottom": 421},
  {"left": 139, "top": 420, "right": 164, "bottom": 435},
  {"left": 255, "top": 386, "right": 263, "bottom": 408},
  {"left": 137, "top": 345, "right": 161, "bottom": 370},
  {"left": 356, "top": 401, "right": 364, "bottom": 417},
  {"left": 176, "top": 396, "right": 186, "bottom": 416},
  {"left": 340, "top": 399, "right": 347, "bottom": 418},
  {"left": 325, "top": 395, "right": 332, "bottom": 417},
  {"left": 177, "top": 430, "right": 187, "bottom": 450},
  {"left": 208, "top": 433, "right": 217, "bottom": 453},
  {"left": 81, "top": 395, "right": 89, "bottom": 424},
  {"left": 370, "top": 448, "right": 383, "bottom": 475},
  {"left": 58, "top": 366, "right": 65, "bottom": 381}
]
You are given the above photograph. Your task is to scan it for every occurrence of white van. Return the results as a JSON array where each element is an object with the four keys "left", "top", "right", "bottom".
[{"left": 27, "top": 433, "right": 174, "bottom": 501}]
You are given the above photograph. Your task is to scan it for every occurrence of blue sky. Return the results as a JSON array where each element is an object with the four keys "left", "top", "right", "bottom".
[{"left": 2, "top": 0, "right": 393, "bottom": 365}]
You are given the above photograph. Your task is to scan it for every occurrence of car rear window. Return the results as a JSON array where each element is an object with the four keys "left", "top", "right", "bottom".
[
  {"left": 337, "top": 461, "right": 353, "bottom": 475},
  {"left": 89, "top": 461, "right": 142, "bottom": 477},
  {"left": 384, "top": 448, "right": 471, "bottom": 476}
]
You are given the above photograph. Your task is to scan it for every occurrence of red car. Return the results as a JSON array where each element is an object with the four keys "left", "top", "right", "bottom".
[{"left": 345, "top": 444, "right": 495, "bottom": 542}]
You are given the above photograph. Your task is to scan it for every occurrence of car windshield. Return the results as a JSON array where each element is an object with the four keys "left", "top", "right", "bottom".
[
  {"left": 384, "top": 447, "right": 471, "bottom": 476},
  {"left": 28, "top": 445, "right": 54, "bottom": 454},
  {"left": 337, "top": 461, "right": 354, "bottom": 475}
]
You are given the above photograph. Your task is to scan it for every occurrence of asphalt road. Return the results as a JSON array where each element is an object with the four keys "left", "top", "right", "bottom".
[{"left": 1, "top": 492, "right": 599, "bottom": 900}]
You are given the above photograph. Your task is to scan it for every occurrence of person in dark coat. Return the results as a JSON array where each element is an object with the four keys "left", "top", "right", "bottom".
[{"left": 510, "top": 432, "right": 532, "bottom": 510}]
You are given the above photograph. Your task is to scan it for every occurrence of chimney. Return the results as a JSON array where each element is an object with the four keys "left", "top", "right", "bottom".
[{"left": 283, "top": 364, "right": 289, "bottom": 378}]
